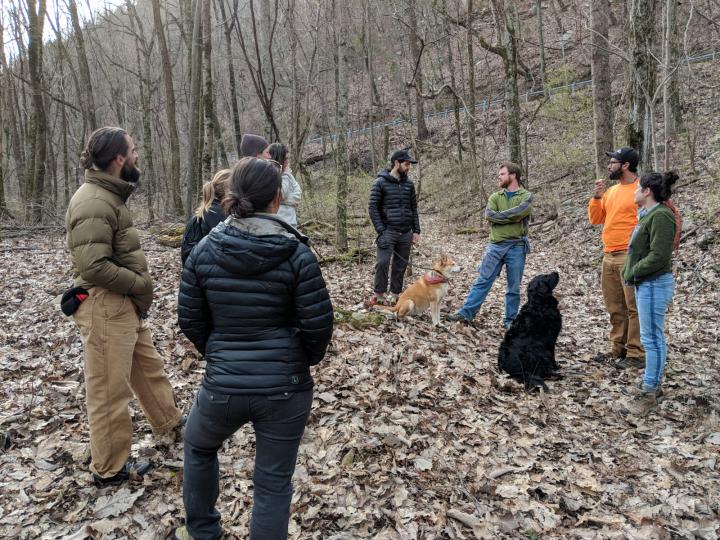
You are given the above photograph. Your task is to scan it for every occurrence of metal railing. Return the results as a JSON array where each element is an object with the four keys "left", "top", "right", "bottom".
[{"left": 306, "top": 50, "right": 718, "bottom": 147}]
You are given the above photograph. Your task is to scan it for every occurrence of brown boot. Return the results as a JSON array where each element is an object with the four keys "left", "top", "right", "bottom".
[
  {"left": 619, "top": 389, "right": 659, "bottom": 417},
  {"left": 615, "top": 356, "right": 645, "bottom": 370}
]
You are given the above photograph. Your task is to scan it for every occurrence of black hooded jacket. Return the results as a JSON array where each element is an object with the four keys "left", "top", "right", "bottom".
[
  {"left": 178, "top": 216, "right": 334, "bottom": 395},
  {"left": 368, "top": 170, "right": 421, "bottom": 235}
]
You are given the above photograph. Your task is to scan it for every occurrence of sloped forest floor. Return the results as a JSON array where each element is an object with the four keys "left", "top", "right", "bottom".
[{"left": 1, "top": 173, "right": 719, "bottom": 540}]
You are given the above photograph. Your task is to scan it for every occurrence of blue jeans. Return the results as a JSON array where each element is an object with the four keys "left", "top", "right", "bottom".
[
  {"left": 458, "top": 242, "right": 527, "bottom": 327},
  {"left": 183, "top": 386, "right": 313, "bottom": 540},
  {"left": 635, "top": 273, "right": 675, "bottom": 391}
]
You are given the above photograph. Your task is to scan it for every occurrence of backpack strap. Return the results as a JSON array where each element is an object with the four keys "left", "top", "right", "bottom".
[
  {"left": 664, "top": 199, "right": 682, "bottom": 250},
  {"left": 252, "top": 214, "right": 310, "bottom": 245}
]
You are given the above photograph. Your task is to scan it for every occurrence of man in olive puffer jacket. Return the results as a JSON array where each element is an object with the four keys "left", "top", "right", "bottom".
[{"left": 66, "top": 127, "right": 182, "bottom": 486}]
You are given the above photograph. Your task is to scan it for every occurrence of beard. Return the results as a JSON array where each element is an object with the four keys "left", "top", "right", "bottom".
[
  {"left": 608, "top": 167, "right": 622, "bottom": 181},
  {"left": 120, "top": 161, "right": 141, "bottom": 184},
  {"left": 397, "top": 168, "right": 409, "bottom": 180}
]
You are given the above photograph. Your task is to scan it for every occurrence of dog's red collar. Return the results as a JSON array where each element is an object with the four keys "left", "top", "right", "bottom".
[{"left": 424, "top": 272, "right": 448, "bottom": 285}]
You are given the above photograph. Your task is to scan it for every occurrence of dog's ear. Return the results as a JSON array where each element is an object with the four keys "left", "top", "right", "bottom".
[{"left": 440, "top": 254, "right": 448, "bottom": 265}]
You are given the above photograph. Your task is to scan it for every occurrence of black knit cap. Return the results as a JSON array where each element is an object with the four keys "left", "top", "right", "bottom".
[{"left": 240, "top": 133, "right": 269, "bottom": 157}]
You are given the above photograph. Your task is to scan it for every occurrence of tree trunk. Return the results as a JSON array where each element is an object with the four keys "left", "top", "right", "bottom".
[
  {"left": 591, "top": 0, "right": 613, "bottom": 178},
  {"left": 442, "top": 0, "right": 462, "bottom": 162},
  {"left": 151, "top": 0, "right": 184, "bottom": 215},
  {"left": 408, "top": 0, "right": 429, "bottom": 140},
  {"left": 364, "top": 0, "right": 377, "bottom": 171},
  {"left": 27, "top": 0, "right": 48, "bottom": 222},
  {"left": 333, "top": 0, "right": 349, "bottom": 251},
  {"left": 663, "top": 0, "right": 681, "bottom": 169},
  {"left": 185, "top": 0, "right": 205, "bottom": 219},
  {"left": 466, "top": 0, "right": 479, "bottom": 188},
  {"left": 217, "top": 0, "right": 243, "bottom": 159},
  {"left": 626, "top": 0, "right": 658, "bottom": 170},
  {"left": 536, "top": 0, "right": 547, "bottom": 96},
  {"left": 504, "top": 6, "right": 522, "bottom": 166},
  {"left": 68, "top": 0, "right": 97, "bottom": 130},
  {"left": 61, "top": 103, "right": 70, "bottom": 207},
  {"left": 0, "top": 125, "right": 9, "bottom": 218}
]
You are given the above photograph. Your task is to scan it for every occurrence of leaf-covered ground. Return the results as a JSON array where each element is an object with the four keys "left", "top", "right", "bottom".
[{"left": 1, "top": 176, "right": 719, "bottom": 539}]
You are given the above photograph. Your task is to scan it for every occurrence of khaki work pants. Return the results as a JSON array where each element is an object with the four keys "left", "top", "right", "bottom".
[
  {"left": 73, "top": 287, "right": 182, "bottom": 477},
  {"left": 601, "top": 251, "right": 644, "bottom": 359}
]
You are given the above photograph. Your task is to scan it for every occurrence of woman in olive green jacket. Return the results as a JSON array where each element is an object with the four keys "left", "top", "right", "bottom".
[{"left": 620, "top": 171, "right": 679, "bottom": 416}]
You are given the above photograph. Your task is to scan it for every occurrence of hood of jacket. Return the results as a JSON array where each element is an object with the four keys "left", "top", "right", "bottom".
[{"left": 202, "top": 215, "right": 299, "bottom": 276}]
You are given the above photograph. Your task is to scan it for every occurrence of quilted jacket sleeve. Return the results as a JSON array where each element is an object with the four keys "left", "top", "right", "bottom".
[
  {"left": 410, "top": 181, "right": 421, "bottom": 234},
  {"left": 178, "top": 252, "right": 211, "bottom": 355},
  {"left": 67, "top": 199, "right": 150, "bottom": 297},
  {"left": 368, "top": 178, "right": 385, "bottom": 234},
  {"left": 293, "top": 245, "right": 334, "bottom": 365}
]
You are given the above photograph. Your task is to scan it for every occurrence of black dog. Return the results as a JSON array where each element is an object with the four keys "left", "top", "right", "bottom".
[{"left": 498, "top": 271, "right": 562, "bottom": 390}]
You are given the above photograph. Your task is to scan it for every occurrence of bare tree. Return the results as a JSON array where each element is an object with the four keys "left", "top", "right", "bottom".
[
  {"left": 201, "top": 0, "right": 229, "bottom": 177},
  {"left": 67, "top": 0, "right": 97, "bottom": 130},
  {"left": 407, "top": 0, "right": 429, "bottom": 140},
  {"left": 27, "top": 0, "right": 48, "bottom": 222},
  {"left": 590, "top": 0, "right": 613, "bottom": 177},
  {"left": 333, "top": 0, "right": 349, "bottom": 251},
  {"left": 217, "top": 0, "right": 243, "bottom": 158},
  {"left": 234, "top": 0, "right": 281, "bottom": 140},
  {"left": 151, "top": 0, "right": 184, "bottom": 214},
  {"left": 663, "top": 0, "right": 682, "bottom": 169},
  {"left": 476, "top": 0, "right": 522, "bottom": 165},
  {"left": 185, "top": 0, "right": 205, "bottom": 218},
  {"left": 626, "top": 0, "right": 658, "bottom": 170}
]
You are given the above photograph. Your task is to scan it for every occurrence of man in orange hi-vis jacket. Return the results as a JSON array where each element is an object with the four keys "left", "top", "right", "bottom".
[{"left": 588, "top": 147, "right": 645, "bottom": 368}]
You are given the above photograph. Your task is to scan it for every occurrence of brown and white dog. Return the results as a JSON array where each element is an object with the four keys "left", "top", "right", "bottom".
[{"left": 378, "top": 254, "right": 461, "bottom": 326}]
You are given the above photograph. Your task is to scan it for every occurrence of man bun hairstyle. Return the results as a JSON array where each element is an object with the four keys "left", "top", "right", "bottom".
[
  {"left": 80, "top": 127, "right": 129, "bottom": 171},
  {"left": 500, "top": 161, "right": 523, "bottom": 183},
  {"left": 640, "top": 170, "right": 679, "bottom": 203},
  {"left": 222, "top": 157, "right": 281, "bottom": 218}
]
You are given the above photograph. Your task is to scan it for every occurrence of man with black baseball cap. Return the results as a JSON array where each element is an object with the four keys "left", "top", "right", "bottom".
[
  {"left": 367, "top": 149, "right": 421, "bottom": 306},
  {"left": 588, "top": 146, "right": 645, "bottom": 367}
]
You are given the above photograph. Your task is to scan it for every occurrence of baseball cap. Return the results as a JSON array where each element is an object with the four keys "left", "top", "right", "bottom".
[
  {"left": 390, "top": 150, "right": 418, "bottom": 164},
  {"left": 605, "top": 147, "right": 639, "bottom": 169}
]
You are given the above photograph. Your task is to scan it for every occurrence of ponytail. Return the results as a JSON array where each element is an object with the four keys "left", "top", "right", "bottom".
[{"left": 195, "top": 168, "right": 231, "bottom": 218}]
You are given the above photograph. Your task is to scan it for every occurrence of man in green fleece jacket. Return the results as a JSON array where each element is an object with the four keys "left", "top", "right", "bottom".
[
  {"left": 66, "top": 127, "right": 182, "bottom": 486},
  {"left": 449, "top": 162, "right": 533, "bottom": 328}
]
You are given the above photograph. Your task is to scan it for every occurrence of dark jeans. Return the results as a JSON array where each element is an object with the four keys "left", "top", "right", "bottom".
[
  {"left": 183, "top": 386, "right": 313, "bottom": 540},
  {"left": 373, "top": 229, "right": 413, "bottom": 294}
]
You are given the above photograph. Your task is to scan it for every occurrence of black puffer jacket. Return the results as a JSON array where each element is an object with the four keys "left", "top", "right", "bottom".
[
  {"left": 178, "top": 215, "right": 334, "bottom": 395},
  {"left": 368, "top": 170, "right": 421, "bottom": 234},
  {"left": 200, "top": 200, "right": 226, "bottom": 235}
]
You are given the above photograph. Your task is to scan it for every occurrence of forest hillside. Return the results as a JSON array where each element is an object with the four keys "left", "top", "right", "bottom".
[{"left": 1, "top": 0, "right": 720, "bottom": 539}]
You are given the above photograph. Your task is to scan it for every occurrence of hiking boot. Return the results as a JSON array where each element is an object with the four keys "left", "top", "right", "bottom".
[
  {"left": 618, "top": 389, "right": 660, "bottom": 417},
  {"left": 615, "top": 356, "right": 645, "bottom": 370},
  {"left": 93, "top": 460, "right": 153, "bottom": 487},
  {"left": 385, "top": 293, "right": 398, "bottom": 306},
  {"left": 591, "top": 352, "right": 615, "bottom": 363},
  {"left": 447, "top": 311, "right": 471, "bottom": 323},
  {"left": 366, "top": 293, "right": 387, "bottom": 307},
  {"left": 173, "top": 526, "right": 195, "bottom": 540}
]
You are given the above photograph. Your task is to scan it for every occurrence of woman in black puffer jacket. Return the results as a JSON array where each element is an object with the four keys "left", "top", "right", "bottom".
[{"left": 176, "top": 157, "right": 333, "bottom": 540}]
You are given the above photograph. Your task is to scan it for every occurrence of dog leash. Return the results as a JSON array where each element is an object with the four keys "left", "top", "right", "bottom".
[{"left": 390, "top": 248, "right": 451, "bottom": 279}]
